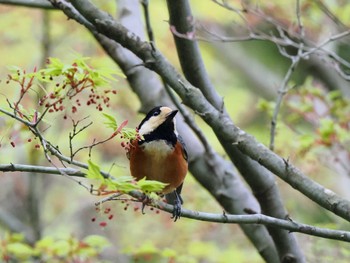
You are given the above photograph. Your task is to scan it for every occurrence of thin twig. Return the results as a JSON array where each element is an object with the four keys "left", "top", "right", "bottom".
[
  {"left": 141, "top": 0, "right": 154, "bottom": 43},
  {"left": 269, "top": 0, "right": 304, "bottom": 151},
  {"left": 0, "top": 0, "right": 55, "bottom": 9}
]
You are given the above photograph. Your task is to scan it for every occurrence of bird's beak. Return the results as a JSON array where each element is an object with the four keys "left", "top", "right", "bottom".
[{"left": 166, "top": 110, "right": 178, "bottom": 121}]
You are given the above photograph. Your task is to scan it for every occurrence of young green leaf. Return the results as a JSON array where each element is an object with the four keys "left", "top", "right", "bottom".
[
  {"left": 82, "top": 235, "right": 111, "bottom": 251},
  {"left": 86, "top": 160, "right": 103, "bottom": 180},
  {"left": 107, "top": 176, "right": 139, "bottom": 192},
  {"left": 137, "top": 177, "right": 167, "bottom": 193},
  {"left": 7, "top": 243, "right": 35, "bottom": 260},
  {"left": 102, "top": 113, "right": 118, "bottom": 130}
]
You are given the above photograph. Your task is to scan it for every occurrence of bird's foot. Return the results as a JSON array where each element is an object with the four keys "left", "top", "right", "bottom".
[
  {"left": 140, "top": 193, "right": 151, "bottom": 215},
  {"left": 171, "top": 191, "right": 182, "bottom": 222}
]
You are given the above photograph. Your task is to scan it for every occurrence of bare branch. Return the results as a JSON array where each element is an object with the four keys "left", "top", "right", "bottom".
[
  {"left": 0, "top": 0, "right": 55, "bottom": 9},
  {"left": 0, "top": 163, "right": 85, "bottom": 177},
  {"left": 99, "top": 191, "right": 350, "bottom": 243}
]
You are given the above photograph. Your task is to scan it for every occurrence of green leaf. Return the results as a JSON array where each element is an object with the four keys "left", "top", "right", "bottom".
[
  {"left": 107, "top": 176, "right": 139, "bottom": 192},
  {"left": 51, "top": 240, "right": 71, "bottom": 257},
  {"left": 137, "top": 177, "right": 167, "bottom": 193},
  {"left": 35, "top": 236, "right": 55, "bottom": 250},
  {"left": 161, "top": 248, "right": 177, "bottom": 258},
  {"left": 82, "top": 235, "right": 111, "bottom": 251},
  {"left": 257, "top": 98, "right": 275, "bottom": 117},
  {"left": 8, "top": 233, "right": 25, "bottom": 242},
  {"left": 7, "top": 243, "right": 34, "bottom": 259},
  {"left": 319, "top": 118, "right": 335, "bottom": 140},
  {"left": 327, "top": 90, "right": 342, "bottom": 101},
  {"left": 102, "top": 113, "right": 118, "bottom": 130},
  {"left": 86, "top": 160, "right": 103, "bottom": 180},
  {"left": 298, "top": 134, "right": 315, "bottom": 151},
  {"left": 136, "top": 241, "right": 159, "bottom": 254}
]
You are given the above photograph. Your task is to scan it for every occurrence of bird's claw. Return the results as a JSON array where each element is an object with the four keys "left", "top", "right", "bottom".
[
  {"left": 171, "top": 194, "right": 182, "bottom": 222},
  {"left": 140, "top": 194, "right": 151, "bottom": 214}
]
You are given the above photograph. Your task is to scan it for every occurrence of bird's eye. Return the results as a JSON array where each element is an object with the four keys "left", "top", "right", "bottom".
[{"left": 153, "top": 110, "right": 160, "bottom": 116}]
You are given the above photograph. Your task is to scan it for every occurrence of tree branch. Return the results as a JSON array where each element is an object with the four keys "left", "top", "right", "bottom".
[
  {"left": 166, "top": 0, "right": 223, "bottom": 111},
  {"left": 166, "top": 1, "right": 304, "bottom": 261},
  {"left": 0, "top": 163, "right": 86, "bottom": 177},
  {"left": 0, "top": 0, "right": 55, "bottom": 9},
  {"left": 2, "top": 163, "right": 350, "bottom": 243}
]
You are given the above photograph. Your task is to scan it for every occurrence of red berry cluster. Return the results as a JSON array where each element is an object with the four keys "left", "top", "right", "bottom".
[
  {"left": 87, "top": 89, "right": 117, "bottom": 112},
  {"left": 38, "top": 86, "right": 117, "bottom": 118}
]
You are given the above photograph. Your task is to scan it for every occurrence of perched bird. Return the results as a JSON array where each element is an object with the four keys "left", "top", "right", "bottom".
[{"left": 127, "top": 106, "right": 188, "bottom": 221}]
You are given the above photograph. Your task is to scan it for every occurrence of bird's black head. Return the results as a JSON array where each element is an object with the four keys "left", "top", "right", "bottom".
[{"left": 138, "top": 106, "right": 178, "bottom": 146}]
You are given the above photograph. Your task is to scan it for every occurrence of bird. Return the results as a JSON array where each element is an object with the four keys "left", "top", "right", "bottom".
[{"left": 127, "top": 106, "right": 188, "bottom": 221}]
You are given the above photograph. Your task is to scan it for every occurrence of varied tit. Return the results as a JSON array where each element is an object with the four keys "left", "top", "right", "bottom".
[{"left": 127, "top": 106, "right": 188, "bottom": 221}]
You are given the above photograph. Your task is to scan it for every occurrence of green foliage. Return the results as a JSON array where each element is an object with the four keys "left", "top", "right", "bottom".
[
  {"left": 6, "top": 242, "right": 34, "bottom": 261},
  {"left": 5, "top": 56, "right": 121, "bottom": 122},
  {"left": 102, "top": 112, "right": 137, "bottom": 140},
  {"left": 123, "top": 241, "right": 178, "bottom": 263},
  {"left": 86, "top": 160, "right": 167, "bottom": 194},
  {"left": 257, "top": 98, "right": 275, "bottom": 117},
  {"left": 268, "top": 81, "right": 350, "bottom": 154},
  {"left": 32, "top": 56, "right": 118, "bottom": 86},
  {"left": 298, "top": 134, "right": 315, "bottom": 153},
  {"left": 123, "top": 239, "right": 250, "bottom": 263},
  {"left": 136, "top": 177, "right": 168, "bottom": 193},
  {"left": 87, "top": 159, "right": 103, "bottom": 180},
  {"left": 1, "top": 232, "right": 111, "bottom": 263}
]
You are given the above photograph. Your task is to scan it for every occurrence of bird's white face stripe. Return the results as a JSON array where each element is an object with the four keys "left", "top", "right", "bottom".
[{"left": 139, "top": 107, "right": 176, "bottom": 136}]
